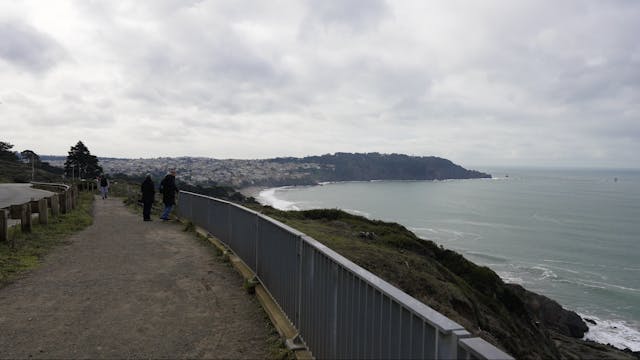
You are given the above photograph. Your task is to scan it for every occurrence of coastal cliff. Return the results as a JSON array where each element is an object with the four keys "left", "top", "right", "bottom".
[
  {"left": 272, "top": 152, "right": 491, "bottom": 183},
  {"left": 248, "top": 206, "right": 637, "bottom": 360}
]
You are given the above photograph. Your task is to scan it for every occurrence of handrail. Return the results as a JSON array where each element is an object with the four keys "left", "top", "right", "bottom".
[
  {"left": 178, "top": 191, "right": 514, "bottom": 359},
  {"left": 30, "top": 182, "right": 70, "bottom": 192}
]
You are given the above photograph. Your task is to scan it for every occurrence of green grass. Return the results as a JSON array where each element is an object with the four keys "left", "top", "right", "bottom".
[{"left": 0, "top": 191, "right": 94, "bottom": 285}]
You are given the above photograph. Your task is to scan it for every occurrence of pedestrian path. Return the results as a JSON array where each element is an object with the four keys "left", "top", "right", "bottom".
[{"left": 0, "top": 197, "right": 269, "bottom": 359}]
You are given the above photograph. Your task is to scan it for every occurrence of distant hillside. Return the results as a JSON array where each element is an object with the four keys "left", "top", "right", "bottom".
[{"left": 273, "top": 152, "right": 490, "bottom": 182}]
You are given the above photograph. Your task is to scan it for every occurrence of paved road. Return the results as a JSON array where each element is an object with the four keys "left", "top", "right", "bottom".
[
  {"left": 0, "top": 197, "right": 269, "bottom": 358},
  {"left": 0, "top": 183, "right": 54, "bottom": 209}
]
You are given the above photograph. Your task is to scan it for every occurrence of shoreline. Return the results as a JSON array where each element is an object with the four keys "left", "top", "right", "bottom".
[
  {"left": 251, "top": 182, "right": 640, "bottom": 353},
  {"left": 237, "top": 186, "right": 267, "bottom": 199}
]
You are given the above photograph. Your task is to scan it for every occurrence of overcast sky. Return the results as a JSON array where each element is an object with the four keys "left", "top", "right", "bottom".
[{"left": 1, "top": 1, "right": 638, "bottom": 168}]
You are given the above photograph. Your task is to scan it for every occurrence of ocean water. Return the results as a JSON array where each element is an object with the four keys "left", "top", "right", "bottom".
[{"left": 257, "top": 168, "right": 640, "bottom": 351}]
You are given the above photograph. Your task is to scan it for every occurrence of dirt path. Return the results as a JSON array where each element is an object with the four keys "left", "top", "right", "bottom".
[{"left": 0, "top": 197, "right": 269, "bottom": 359}]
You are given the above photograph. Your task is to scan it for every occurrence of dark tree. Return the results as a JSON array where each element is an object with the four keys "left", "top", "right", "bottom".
[
  {"left": 20, "top": 149, "right": 40, "bottom": 164},
  {"left": 21, "top": 149, "right": 40, "bottom": 181},
  {"left": 0, "top": 141, "right": 19, "bottom": 162},
  {"left": 64, "top": 141, "right": 103, "bottom": 180}
]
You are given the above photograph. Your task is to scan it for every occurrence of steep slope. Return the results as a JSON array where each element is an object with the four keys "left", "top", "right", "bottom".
[{"left": 250, "top": 206, "right": 636, "bottom": 360}]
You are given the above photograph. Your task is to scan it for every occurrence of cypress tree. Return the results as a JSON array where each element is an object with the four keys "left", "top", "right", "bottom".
[{"left": 64, "top": 141, "right": 103, "bottom": 180}]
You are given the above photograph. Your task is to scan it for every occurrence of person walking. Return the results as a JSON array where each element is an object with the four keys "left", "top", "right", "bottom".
[
  {"left": 159, "top": 169, "right": 178, "bottom": 221},
  {"left": 141, "top": 174, "right": 155, "bottom": 221},
  {"left": 99, "top": 175, "right": 109, "bottom": 199}
]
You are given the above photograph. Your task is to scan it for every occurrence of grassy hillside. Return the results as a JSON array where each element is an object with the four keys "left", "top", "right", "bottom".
[
  {"left": 247, "top": 205, "right": 636, "bottom": 360},
  {"left": 0, "top": 159, "right": 64, "bottom": 183}
]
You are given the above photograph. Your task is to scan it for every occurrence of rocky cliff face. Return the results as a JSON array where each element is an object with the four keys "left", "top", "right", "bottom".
[{"left": 507, "top": 284, "right": 588, "bottom": 338}]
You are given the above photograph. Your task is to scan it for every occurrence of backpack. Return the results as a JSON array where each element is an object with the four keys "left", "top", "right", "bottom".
[{"left": 100, "top": 177, "right": 108, "bottom": 187}]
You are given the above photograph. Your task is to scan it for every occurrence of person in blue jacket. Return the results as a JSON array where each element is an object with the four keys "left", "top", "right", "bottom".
[{"left": 159, "top": 169, "right": 178, "bottom": 221}]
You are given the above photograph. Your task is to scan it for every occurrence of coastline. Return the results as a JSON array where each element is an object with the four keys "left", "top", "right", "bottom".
[
  {"left": 237, "top": 186, "right": 267, "bottom": 199},
  {"left": 253, "top": 181, "right": 640, "bottom": 354}
]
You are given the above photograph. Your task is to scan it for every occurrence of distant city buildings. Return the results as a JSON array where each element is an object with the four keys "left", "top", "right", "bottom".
[{"left": 45, "top": 157, "right": 325, "bottom": 188}]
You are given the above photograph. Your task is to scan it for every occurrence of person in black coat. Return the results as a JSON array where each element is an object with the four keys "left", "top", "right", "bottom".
[
  {"left": 159, "top": 169, "right": 178, "bottom": 221},
  {"left": 140, "top": 174, "right": 155, "bottom": 221}
]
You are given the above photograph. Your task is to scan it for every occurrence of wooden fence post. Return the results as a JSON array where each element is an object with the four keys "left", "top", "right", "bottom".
[
  {"left": 10, "top": 204, "right": 21, "bottom": 219},
  {"left": 39, "top": 198, "right": 49, "bottom": 225},
  {"left": 50, "top": 195, "right": 60, "bottom": 217},
  {"left": 59, "top": 193, "right": 67, "bottom": 214},
  {"left": 0, "top": 209, "right": 8, "bottom": 243},
  {"left": 22, "top": 203, "right": 32, "bottom": 233}
]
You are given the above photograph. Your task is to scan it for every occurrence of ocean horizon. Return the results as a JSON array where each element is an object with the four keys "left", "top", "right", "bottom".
[{"left": 256, "top": 167, "right": 640, "bottom": 351}]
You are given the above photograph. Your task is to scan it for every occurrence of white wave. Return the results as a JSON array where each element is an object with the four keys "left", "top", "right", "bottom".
[
  {"left": 526, "top": 265, "right": 559, "bottom": 280},
  {"left": 580, "top": 280, "right": 640, "bottom": 293},
  {"left": 496, "top": 271, "right": 524, "bottom": 284},
  {"left": 541, "top": 263, "right": 581, "bottom": 275},
  {"left": 257, "top": 188, "right": 300, "bottom": 211},
  {"left": 543, "top": 258, "right": 608, "bottom": 269},
  {"left": 344, "top": 208, "right": 371, "bottom": 218},
  {"left": 581, "top": 314, "right": 640, "bottom": 351},
  {"left": 409, "top": 227, "right": 439, "bottom": 234},
  {"left": 552, "top": 277, "right": 640, "bottom": 293}
]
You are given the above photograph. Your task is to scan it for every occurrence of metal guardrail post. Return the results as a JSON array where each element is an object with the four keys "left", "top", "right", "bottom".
[
  {"left": 255, "top": 213, "right": 259, "bottom": 274},
  {"left": 296, "top": 235, "right": 302, "bottom": 330}
]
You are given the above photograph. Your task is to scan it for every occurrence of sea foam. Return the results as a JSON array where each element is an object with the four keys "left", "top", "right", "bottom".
[
  {"left": 581, "top": 314, "right": 640, "bottom": 352},
  {"left": 257, "top": 188, "right": 300, "bottom": 211}
]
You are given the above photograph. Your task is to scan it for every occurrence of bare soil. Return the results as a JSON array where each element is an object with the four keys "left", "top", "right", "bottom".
[{"left": 0, "top": 197, "right": 269, "bottom": 359}]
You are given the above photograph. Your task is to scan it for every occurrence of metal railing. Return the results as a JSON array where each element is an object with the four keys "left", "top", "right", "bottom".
[{"left": 178, "top": 191, "right": 514, "bottom": 360}]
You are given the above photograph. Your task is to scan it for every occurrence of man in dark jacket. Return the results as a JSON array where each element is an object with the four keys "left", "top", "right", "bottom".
[
  {"left": 159, "top": 169, "right": 178, "bottom": 221},
  {"left": 140, "top": 174, "right": 155, "bottom": 221}
]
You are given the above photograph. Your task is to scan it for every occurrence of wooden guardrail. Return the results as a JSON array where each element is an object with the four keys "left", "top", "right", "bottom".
[{"left": 0, "top": 182, "right": 85, "bottom": 245}]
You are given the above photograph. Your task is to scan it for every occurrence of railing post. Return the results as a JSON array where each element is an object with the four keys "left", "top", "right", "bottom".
[
  {"left": 50, "top": 195, "right": 60, "bottom": 217},
  {"left": 255, "top": 214, "right": 259, "bottom": 274},
  {"left": 72, "top": 186, "right": 78, "bottom": 209},
  {"left": 38, "top": 198, "right": 48, "bottom": 225},
  {"left": 59, "top": 193, "right": 67, "bottom": 214},
  {"left": 72, "top": 186, "right": 77, "bottom": 209},
  {"left": 22, "top": 203, "right": 32, "bottom": 233},
  {"left": 438, "top": 329, "right": 468, "bottom": 359},
  {"left": 227, "top": 204, "right": 232, "bottom": 247},
  {"left": 0, "top": 209, "right": 8, "bottom": 243},
  {"left": 297, "top": 235, "right": 303, "bottom": 328}
]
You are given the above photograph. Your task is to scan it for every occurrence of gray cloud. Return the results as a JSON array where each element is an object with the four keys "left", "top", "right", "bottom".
[
  {"left": 0, "top": 21, "right": 66, "bottom": 72},
  {"left": 1, "top": 0, "right": 638, "bottom": 167},
  {"left": 302, "top": 0, "right": 390, "bottom": 33}
]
